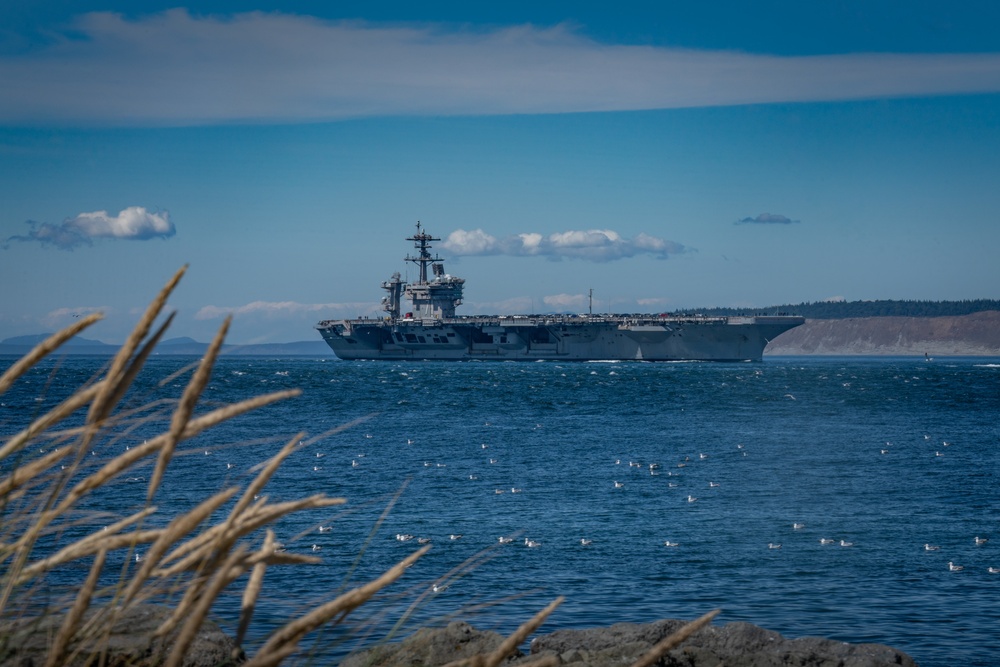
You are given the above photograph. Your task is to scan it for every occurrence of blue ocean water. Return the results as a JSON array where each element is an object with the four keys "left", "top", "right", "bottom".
[{"left": 2, "top": 355, "right": 999, "bottom": 666}]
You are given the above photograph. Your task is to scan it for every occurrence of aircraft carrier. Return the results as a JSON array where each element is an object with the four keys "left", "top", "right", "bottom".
[{"left": 316, "top": 224, "right": 804, "bottom": 361}]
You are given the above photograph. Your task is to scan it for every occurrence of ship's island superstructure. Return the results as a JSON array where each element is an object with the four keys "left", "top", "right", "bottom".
[{"left": 316, "top": 223, "right": 804, "bottom": 361}]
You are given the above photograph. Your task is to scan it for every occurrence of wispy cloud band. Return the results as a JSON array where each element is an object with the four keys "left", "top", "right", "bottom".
[
  {"left": 4, "top": 207, "right": 174, "bottom": 249},
  {"left": 444, "top": 228, "right": 687, "bottom": 261},
  {"left": 195, "top": 300, "right": 375, "bottom": 320},
  {"left": 2, "top": 10, "right": 1000, "bottom": 125}
]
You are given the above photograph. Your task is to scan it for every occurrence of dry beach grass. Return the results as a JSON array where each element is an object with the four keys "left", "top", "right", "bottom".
[{"left": 0, "top": 267, "right": 715, "bottom": 666}]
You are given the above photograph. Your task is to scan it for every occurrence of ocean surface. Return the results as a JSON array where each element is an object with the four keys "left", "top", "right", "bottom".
[{"left": 2, "top": 354, "right": 999, "bottom": 666}]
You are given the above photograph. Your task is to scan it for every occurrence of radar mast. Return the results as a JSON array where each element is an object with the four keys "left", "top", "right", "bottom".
[{"left": 399, "top": 222, "right": 465, "bottom": 320}]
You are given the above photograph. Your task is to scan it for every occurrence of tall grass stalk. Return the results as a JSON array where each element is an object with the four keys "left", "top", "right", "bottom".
[
  {"left": 0, "top": 268, "right": 437, "bottom": 664},
  {"left": 1, "top": 268, "right": 711, "bottom": 666}
]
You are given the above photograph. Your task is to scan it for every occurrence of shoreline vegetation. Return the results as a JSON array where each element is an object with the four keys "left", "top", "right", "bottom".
[{"left": 1, "top": 267, "right": 729, "bottom": 666}]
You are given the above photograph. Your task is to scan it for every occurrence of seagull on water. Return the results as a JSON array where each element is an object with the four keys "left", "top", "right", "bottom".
[
  {"left": 988, "top": 567, "right": 1000, "bottom": 574},
  {"left": 498, "top": 536, "right": 514, "bottom": 544},
  {"left": 793, "top": 523, "right": 805, "bottom": 530},
  {"left": 768, "top": 543, "right": 782, "bottom": 549},
  {"left": 687, "top": 495, "right": 697, "bottom": 503},
  {"left": 820, "top": 538, "right": 835, "bottom": 545},
  {"left": 840, "top": 540, "right": 854, "bottom": 547},
  {"left": 663, "top": 540, "right": 679, "bottom": 547},
  {"left": 975, "top": 536, "right": 989, "bottom": 545},
  {"left": 948, "top": 561, "right": 964, "bottom": 572},
  {"left": 924, "top": 543, "right": 940, "bottom": 551},
  {"left": 311, "top": 544, "right": 322, "bottom": 551},
  {"left": 580, "top": 538, "right": 593, "bottom": 546},
  {"left": 449, "top": 534, "right": 463, "bottom": 540},
  {"left": 524, "top": 538, "right": 541, "bottom": 548},
  {"left": 318, "top": 525, "right": 332, "bottom": 533},
  {"left": 614, "top": 481, "right": 625, "bottom": 488}
]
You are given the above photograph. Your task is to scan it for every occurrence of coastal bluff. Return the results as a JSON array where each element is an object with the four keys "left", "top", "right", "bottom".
[{"left": 765, "top": 311, "right": 1000, "bottom": 356}]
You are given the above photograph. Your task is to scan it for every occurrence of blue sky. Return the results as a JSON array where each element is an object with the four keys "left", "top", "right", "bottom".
[{"left": 1, "top": 1, "right": 998, "bottom": 344}]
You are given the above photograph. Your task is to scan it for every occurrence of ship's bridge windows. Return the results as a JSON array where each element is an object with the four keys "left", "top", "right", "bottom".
[
  {"left": 418, "top": 336, "right": 426, "bottom": 343},
  {"left": 405, "top": 333, "right": 418, "bottom": 343},
  {"left": 394, "top": 332, "right": 404, "bottom": 342}
]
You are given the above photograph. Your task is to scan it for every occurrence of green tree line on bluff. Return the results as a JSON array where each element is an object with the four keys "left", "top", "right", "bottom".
[{"left": 683, "top": 299, "right": 1000, "bottom": 320}]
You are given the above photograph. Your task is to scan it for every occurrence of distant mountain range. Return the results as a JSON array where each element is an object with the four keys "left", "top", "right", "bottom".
[{"left": 0, "top": 334, "right": 331, "bottom": 357}]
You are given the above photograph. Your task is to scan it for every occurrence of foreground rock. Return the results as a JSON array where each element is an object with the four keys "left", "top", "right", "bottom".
[
  {"left": 343, "top": 618, "right": 917, "bottom": 667},
  {"left": 0, "top": 604, "right": 243, "bottom": 667}
]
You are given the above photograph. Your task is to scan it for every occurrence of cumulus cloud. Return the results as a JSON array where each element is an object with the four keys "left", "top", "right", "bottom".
[
  {"left": 734, "top": 213, "right": 800, "bottom": 225},
  {"left": 444, "top": 228, "right": 687, "bottom": 261},
  {"left": 4, "top": 207, "right": 174, "bottom": 249},
  {"left": 2, "top": 10, "right": 1000, "bottom": 125}
]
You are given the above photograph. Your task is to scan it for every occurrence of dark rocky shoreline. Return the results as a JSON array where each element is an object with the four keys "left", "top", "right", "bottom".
[
  {"left": 2, "top": 606, "right": 918, "bottom": 667},
  {"left": 343, "top": 618, "right": 917, "bottom": 667}
]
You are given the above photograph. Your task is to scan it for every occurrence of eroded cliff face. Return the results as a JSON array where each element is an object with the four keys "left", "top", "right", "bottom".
[{"left": 764, "top": 311, "right": 1000, "bottom": 356}]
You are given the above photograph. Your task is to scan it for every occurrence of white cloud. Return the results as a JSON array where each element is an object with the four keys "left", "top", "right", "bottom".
[
  {"left": 467, "top": 296, "right": 534, "bottom": 315},
  {"left": 543, "top": 293, "right": 590, "bottom": 310},
  {"left": 42, "top": 306, "right": 109, "bottom": 328},
  {"left": 443, "top": 228, "right": 687, "bottom": 261},
  {"left": 195, "top": 300, "right": 376, "bottom": 320},
  {"left": 4, "top": 207, "right": 174, "bottom": 249},
  {"left": 2, "top": 11, "right": 1000, "bottom": 125}
]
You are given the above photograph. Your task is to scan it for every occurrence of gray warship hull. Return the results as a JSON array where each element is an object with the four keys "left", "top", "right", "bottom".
[
  {"left": 316, "top": 224, "right": 803, "bottom": 362},
  {"left": 316, "top": 314, "right": 804, "bottom": 362}
]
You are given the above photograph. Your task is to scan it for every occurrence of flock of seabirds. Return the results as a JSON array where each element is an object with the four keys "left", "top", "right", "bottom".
[{"left": 252, "top": 425, "right": 1000, "bottom": 578}]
